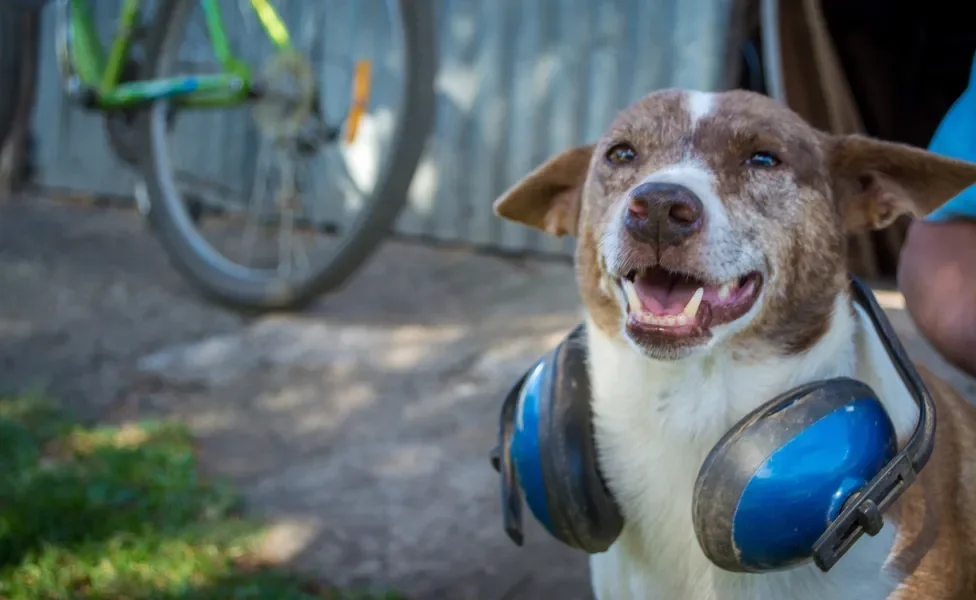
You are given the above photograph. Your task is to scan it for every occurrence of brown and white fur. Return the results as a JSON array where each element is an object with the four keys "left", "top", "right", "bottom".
[{"left": 493, "top": 89, "right": 976, "bottom": 600}]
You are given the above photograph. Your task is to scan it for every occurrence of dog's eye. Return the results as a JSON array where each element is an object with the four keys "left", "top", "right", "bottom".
[
  {"left": 744, "top": 151, "right": 780, "bottom": 167},
  {"left": 606, "top": 143, "right": 638, "bottom": 165}
]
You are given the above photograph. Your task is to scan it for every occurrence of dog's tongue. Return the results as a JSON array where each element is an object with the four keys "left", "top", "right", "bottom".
[{"left": 634, "top": 270, "right": 702, "bottom": 315}]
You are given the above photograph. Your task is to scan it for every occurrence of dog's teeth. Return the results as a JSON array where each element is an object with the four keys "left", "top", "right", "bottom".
[
  {"left": 632, "top": 311, "right": 694, "bottom": 327},
  {"left": 683, "top": 287, "right": 704, "bottom": 318},
  {"left": 622, "top": 279, "right": 642, "bottom": 313},
  {"left": 718, "top": 282, "right": 731, "bottom": 300}
]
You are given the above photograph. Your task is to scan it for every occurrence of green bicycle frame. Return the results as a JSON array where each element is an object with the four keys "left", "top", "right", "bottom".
[{"left": 67, "top": 0, "right": 293, "bottom": 109}]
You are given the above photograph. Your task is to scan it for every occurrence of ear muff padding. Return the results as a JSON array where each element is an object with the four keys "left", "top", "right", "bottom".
[{"left": 536, "top": 325, "right": 623, "bottom": 553}]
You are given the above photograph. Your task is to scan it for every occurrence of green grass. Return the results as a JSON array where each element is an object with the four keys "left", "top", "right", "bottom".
[{"left": 0, "top": 394, "right": 402, "bottom": 600}]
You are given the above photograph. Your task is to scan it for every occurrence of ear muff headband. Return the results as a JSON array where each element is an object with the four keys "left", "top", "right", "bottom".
[{"left": 492, "top": 276, "right": 936, "bottom": 573}]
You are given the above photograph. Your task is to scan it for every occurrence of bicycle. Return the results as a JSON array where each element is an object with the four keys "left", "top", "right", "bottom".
[{"left": 48, "top": 0, "right": 437, "bottom": 311}]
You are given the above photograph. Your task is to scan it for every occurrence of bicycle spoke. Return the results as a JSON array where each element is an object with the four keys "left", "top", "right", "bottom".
[
  {"left": 294, "top": 155, "right": 326, "bottom": 252},
  {"left": 241, "top": 138, "right": 274, "bottom": 267},
  {"left": 296, "top": 3, "right": 324, "bottom": 57},
  {"left": 274, "top": 148, "right": 296, "bottom": 276},
  {"left": 274, "top": 146, "right": 312, "bottom": 276}
]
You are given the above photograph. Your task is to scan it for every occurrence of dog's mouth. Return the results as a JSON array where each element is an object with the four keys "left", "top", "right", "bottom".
[{"left": 618, "top": 266, "right": 763, "bottom": 344}]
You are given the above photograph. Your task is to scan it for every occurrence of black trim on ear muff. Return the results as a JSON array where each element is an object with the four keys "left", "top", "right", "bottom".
[
  {"left": 536, "top": 325, "right": 623, "bottom": 553},
  {"left": 810, "top": 275, "right": 937, "bottom": 571},
  {"left": 849, "top": 276, "right": 936, "bottom": 471},
  {"left": 491, "top": 369, "right": 529, "bottom": 547}
]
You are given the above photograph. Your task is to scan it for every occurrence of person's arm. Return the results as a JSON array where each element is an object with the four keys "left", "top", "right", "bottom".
[
  {"left": 898, "top": 217, "right": 976, "bottom": 377},
  {"left": 897, "top": 50, "right": 976, "bottom": 377}
]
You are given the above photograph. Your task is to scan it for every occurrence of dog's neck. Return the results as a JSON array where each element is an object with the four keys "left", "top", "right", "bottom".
[
  {"left": 583, "top": 291, "right": 920, "bottom": 599},
  {"left": 586, "top": 294, "right": 856, "bottom": 454},
  {"left": 584, "top": 292, "right": 918, "bottom": 456}
]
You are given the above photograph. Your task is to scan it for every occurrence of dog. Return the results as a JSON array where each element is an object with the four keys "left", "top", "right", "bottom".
[{"left": 492, "top": 89, "right": 976, "bottom": 600}]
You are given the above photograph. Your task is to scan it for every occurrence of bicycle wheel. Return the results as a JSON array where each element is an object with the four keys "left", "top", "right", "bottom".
[{"left": 134, "top": 0, "right": 437, "bottom": 311}]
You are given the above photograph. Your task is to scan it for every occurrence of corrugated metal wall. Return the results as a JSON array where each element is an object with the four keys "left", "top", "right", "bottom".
[{"left": 32, "top": 0, "right": 732, "bottom": 258}]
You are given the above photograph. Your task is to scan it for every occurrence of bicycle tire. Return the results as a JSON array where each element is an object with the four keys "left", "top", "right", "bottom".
[{"left": 134, "top": 0, "right": 437, "bottom": 311}]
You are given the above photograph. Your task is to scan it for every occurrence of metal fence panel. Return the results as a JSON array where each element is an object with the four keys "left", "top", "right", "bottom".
[{"left": 32, "top": 0, "right": 732, "bottom": 258}]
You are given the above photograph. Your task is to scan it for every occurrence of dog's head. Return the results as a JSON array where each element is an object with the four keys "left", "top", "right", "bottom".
[{"left": 495, "top": 89, "right": 976, "bottom": 360}]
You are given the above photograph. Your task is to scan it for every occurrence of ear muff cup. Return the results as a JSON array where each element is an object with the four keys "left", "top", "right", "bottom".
[
  {"left": 524, "top": 326, "right": 623, "bottom": 553},
  {"left": 693, "top": 377, "right": 897, "bottom": 572}
]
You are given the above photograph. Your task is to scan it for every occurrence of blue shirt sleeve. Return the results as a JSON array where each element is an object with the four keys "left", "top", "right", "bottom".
[{"left": 925, "top": 50, "right": 976, "bottom": 222}]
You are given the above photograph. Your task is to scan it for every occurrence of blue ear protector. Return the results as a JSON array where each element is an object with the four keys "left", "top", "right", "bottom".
[{"left": 490, "top": 276, "right": 936, "bottom": 573}]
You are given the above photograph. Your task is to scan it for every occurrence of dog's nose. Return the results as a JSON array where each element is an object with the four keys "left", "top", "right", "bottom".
[{"left": 624, "top": 182, "right": 704, "bottom": 247}]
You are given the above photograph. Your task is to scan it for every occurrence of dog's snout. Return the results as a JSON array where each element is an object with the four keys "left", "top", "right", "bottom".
[{"left": 625, "top": 182, "right": 704, "bottom": 247}]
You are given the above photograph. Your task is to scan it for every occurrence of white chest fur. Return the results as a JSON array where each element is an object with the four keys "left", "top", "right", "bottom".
[{"left": 585, "top": 295, "right": 918, "bottom": 600}]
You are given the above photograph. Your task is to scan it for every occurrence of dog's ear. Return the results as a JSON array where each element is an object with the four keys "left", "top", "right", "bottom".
[
  {"left": 493, "top": 145, "right": 594, "bottom": 237},
  {"left": 829, "top": 134, "right": 976, "bottom": 232}
]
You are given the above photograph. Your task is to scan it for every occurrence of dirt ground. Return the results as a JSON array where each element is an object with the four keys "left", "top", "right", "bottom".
[{"left": 2, "top": 195, "right": 974, "bottom": 599}]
